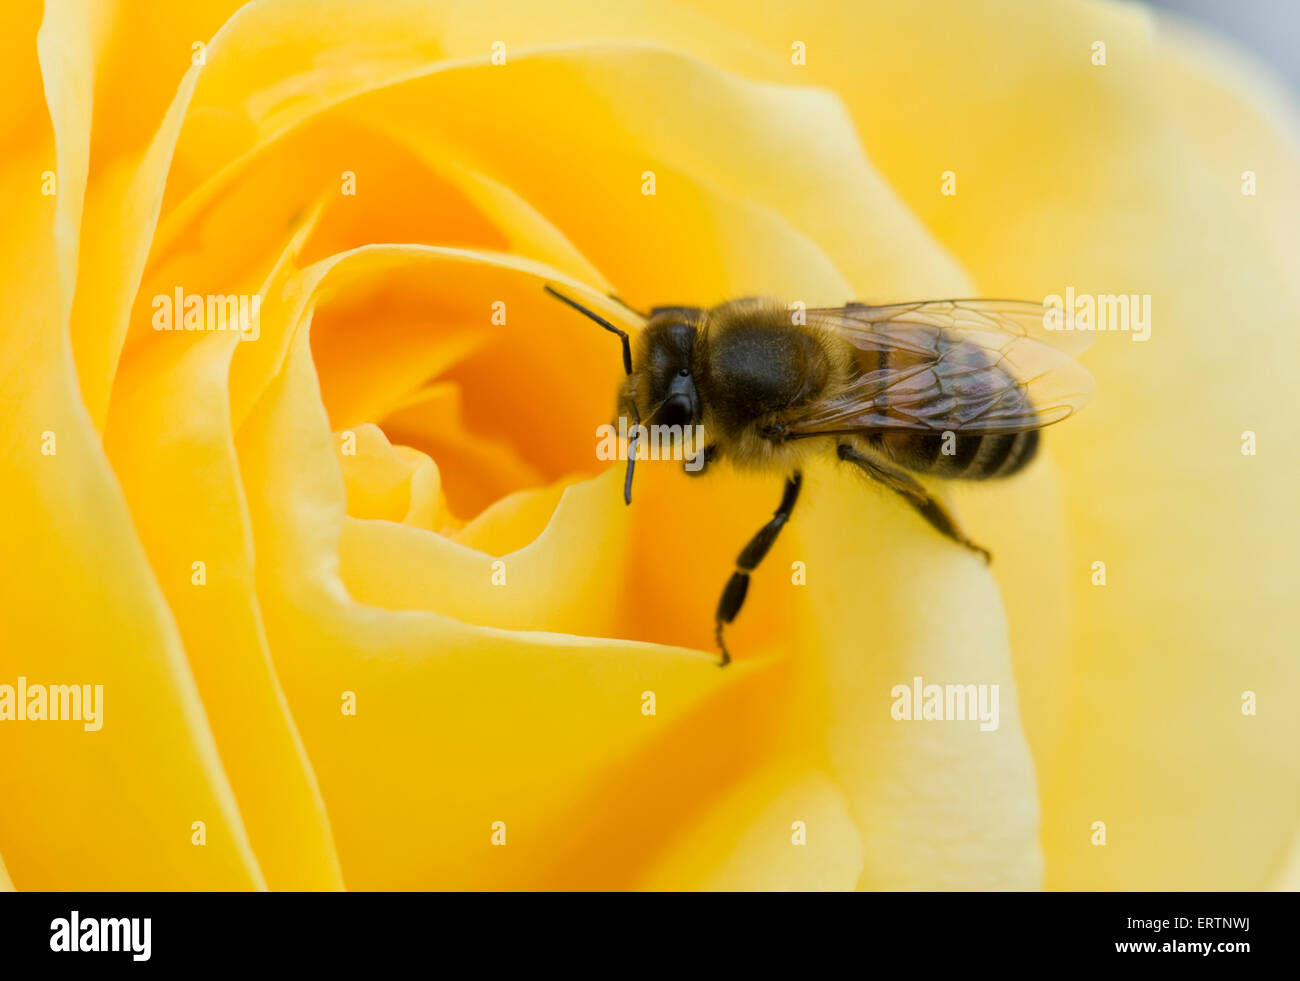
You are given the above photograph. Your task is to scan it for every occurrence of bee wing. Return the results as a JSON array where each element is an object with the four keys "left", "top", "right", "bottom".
[
  {"left": 827, "top": 298, "right": 1094, "bottom": 355},
  {"left": 788, "top": 300, "right": 1095, "bottom": 436}
]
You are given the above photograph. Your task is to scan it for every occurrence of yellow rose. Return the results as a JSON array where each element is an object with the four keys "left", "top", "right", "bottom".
[{"left": 1, "top": 0, "right": 1296, "bottom": 890}]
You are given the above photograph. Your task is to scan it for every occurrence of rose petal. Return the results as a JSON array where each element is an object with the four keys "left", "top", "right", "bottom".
[
  {"left": 101, "top": 214, "right": 344, "bottom": 889},
  {"left": 795, "top": 458, "right": 1043, "bottom": 888},
  {"left": 336, "top": 423, "right": 442, "bottom": 527},
  {"left": 638, "top": 765, "right": 865, "bottom": 891},
  {"left": 0, "top": 13, "right": 262, "bottom": 889},
  {"left": 236, "top": 318, "right": 765, "bottom": 887},
  {"left": 636, "top": 0, "right": 1300, "bottom": 892}
]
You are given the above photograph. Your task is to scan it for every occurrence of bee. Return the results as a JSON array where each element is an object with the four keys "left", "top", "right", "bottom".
[{"left": 545, "top": 286, "right": 1094, "bottom": 666}]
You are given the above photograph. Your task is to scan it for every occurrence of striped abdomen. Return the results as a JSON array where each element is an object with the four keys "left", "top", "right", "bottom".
[
  {"left": 869, "top": 429, "right": 1039, "bottom": 480},
  {"left": 858, "top": 328, "right": 1040, "bottom": 480}
]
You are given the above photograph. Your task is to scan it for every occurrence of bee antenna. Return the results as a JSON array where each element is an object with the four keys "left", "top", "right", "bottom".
[{"left": 544, "top": 285, "right": 633, "bottom": 376}]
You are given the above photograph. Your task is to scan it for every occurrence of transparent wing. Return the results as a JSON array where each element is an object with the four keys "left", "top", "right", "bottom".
[
  {"left": 827, "top": 299, "right": 1094, "bottom": 355},
  {"left": 787, "top": 300, "right": 1095, "bottom": 436}
]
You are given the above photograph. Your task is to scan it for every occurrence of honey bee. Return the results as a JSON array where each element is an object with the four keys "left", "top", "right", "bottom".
[{"left": 545, "top": 286, "right": 1094, "bottom": 666}]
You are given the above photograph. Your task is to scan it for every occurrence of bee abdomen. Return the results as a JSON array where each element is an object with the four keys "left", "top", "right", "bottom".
[{"left": 873, "top": 430, "right": 1039, "bottom": 480}]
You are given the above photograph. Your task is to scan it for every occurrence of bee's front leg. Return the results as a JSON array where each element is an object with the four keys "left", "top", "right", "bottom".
[{"left": 714, "top": 471, "right": 802, "bottom": 666}]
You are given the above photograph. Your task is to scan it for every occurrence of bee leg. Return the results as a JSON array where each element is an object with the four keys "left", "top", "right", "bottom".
[
  {"left": 837, "top": 444, "right": 991, "bottom": 564},
  {"left": 714, "top": 471, "right": 802, "bottom": 666}
]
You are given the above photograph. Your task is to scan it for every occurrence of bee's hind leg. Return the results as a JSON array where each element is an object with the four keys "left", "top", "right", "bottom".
[
  {"left": 837, "top": 444, "right": 991, "bottom": 564},
  {"left": 714, "top": 471, "right": 802, "bottom": 666}
]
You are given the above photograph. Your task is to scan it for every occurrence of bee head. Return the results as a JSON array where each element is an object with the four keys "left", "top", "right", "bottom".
[
  {"left": 628, "top": 319, "right": 700, "bottom": 428},
  {"left": 542, "top": 285, "right": 700, "bottom": 505}
]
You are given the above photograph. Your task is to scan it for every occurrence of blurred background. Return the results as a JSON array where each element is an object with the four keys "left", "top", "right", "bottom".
[{"left": 1149, "top": 0, "right": 1299, "bottom": 92}]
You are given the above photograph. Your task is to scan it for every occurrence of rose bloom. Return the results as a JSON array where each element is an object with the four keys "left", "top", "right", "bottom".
[{"left": 1, "top": 0, "right": 1297, "bottom": 891}]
